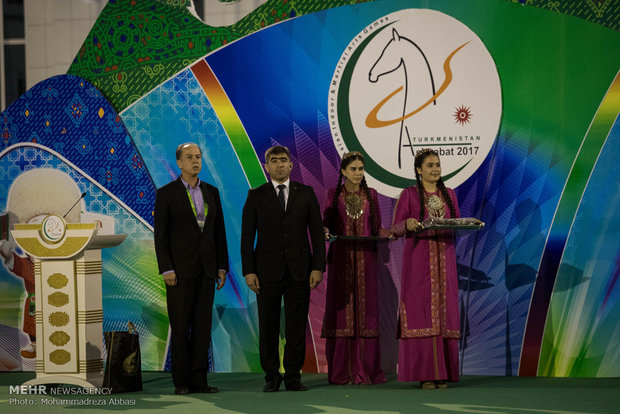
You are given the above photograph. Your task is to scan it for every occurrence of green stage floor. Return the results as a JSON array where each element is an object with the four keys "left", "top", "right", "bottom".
[{"left": 1, "top": 372, "right": 618, "bottom": 414}]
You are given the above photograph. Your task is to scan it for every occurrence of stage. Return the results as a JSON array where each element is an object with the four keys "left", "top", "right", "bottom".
[{"left": 1, "top": 372, "right": 618, "bottom": 413}]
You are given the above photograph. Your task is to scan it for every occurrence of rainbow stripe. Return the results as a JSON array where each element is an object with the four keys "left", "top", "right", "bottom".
[
  {"left": 519, "top": 70, "right": 620, "bottom": 376},
  {"left": 190, "top": 59, "right": 266, "bottom": 188}
]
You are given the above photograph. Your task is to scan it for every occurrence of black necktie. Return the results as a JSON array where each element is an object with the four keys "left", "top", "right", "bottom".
[{"left": 277, "top": 184, "right": 286, "bottom": 211}]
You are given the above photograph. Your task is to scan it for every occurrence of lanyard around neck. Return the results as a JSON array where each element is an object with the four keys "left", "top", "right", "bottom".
[{"left": 185, "top": 186, "right": 207, "bottom": 218}]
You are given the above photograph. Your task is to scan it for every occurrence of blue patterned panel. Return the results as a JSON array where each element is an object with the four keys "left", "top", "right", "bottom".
[{"left": 1, "top": 75, "right": 155, "bottom": 227}]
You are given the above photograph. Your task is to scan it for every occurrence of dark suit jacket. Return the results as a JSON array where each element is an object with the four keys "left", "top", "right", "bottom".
[
  {"left": 241, "top": 181, "right": 325, "bottom": 282},
  {"left": 154, "top": 177, "right": 229, "bottom": 279}
]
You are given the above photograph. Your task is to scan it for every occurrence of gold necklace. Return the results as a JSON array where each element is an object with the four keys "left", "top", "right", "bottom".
[
  {"left": 344, "top": 191, "right": 364, "bottom": 220},
  {"left": 426, "top": 193, "right": 445, "bottom": 218}
]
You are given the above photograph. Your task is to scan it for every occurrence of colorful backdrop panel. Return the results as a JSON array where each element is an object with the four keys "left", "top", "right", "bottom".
[
  {"left": 198, "top": 0, "right": 620, "bottom": 375},
  {"left": 1, "top": 0, "right": 619, "bottom": 377}
]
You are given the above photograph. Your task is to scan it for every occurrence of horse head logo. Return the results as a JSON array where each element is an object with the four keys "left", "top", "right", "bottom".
[
  {"left": 366, "top": 28, "right": 470, "bottom": 168},
  {"left": 367, "top": 28, "right": 437, "bottom": 168}
]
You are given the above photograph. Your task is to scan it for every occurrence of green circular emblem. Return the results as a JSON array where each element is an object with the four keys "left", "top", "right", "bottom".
[{"left": 329, "top": 9, "right": 502, "bottom": 197}]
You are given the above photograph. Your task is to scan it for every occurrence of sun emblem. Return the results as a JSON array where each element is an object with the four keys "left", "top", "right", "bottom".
[{"left": 454, "top": 105, "right": 472, "bottom": 126}]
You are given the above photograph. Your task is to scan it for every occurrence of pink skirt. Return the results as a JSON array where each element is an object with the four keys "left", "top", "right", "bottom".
[
  {"left": 398, "top": 336, "right": 459, "bottom": 382},
  {"left": 326, "top": 337, "right": 386, "bottom": 385}
]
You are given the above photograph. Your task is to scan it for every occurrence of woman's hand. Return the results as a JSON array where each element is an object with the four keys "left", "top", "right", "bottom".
[
  {"left": 406, "top": 218, "right": 422, "bottom": 232},
  {"left": 323, "top": 227, "right": 332, "bottom": 241},
  {"left": 378, "top": 227, "right": 394, "bottom": 239}
]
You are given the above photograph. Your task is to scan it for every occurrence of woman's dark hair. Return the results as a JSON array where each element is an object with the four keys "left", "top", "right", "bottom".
[
  {"left": 332, "top": 152, "right": 378, "bottom": 235},
  {"left": 414, "top": 149, "right": 456, "bottom": 221}
]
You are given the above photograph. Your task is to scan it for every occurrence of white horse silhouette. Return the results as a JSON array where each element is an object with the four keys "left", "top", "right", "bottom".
[{"left": 368, "top": 28, "right": 437, "bottom": 168}]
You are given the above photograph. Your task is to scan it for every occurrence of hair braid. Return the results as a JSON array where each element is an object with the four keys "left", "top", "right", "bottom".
[
  {"left": 332, "top": 170, "right": 344, "bottom": 212},
  {"left": 437, "top": 178, "right": 456, "bottom": 218},
  {"left": 360, "top": 177, "right": 378, "bottom": 235},
  {"left": 414, "top": 169, "right": 426, "bottom": 221}
]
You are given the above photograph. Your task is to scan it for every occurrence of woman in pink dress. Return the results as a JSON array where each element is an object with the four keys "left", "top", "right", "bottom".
[
  {"left": 321, "top": 151, "right": 387, "bottom": 385},
  {"left": 392, "top": 148, "right": 461, "bottom": 390}
]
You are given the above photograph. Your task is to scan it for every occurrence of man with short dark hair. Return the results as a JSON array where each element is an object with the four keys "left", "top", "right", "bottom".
[
  {"left": 154, "top": 143, "right": 229, "bottom": 395},
  {"left": 241, "top": 145, "right": 325, "bottom": 392}
]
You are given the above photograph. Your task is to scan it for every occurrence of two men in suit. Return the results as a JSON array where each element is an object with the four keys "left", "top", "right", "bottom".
[
  {"left": 241, "top": 145, "right": 326, "bottom": 392},
  {"left": 154, "top": 143, "right": 229, "bottom": 395}
]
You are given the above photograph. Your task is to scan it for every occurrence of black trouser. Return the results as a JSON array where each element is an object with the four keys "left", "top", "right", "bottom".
[
  {"left": 256, "top": 270, "right": 310, "bottom": 386},
  {"left": 166, "top": 273, "right": 215, "bottom": 387}
]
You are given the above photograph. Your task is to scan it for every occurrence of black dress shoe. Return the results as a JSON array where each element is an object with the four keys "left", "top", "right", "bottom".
[
  {"left": 191, "top": 384, "right": 219, "bottom": 394},
  {"left": 174, "top": 386, "right": 190, "bottom": 395},
  {"left": 263, "top": 381, "right": 281, "bottom": 392},
  {"left": 285, "top": 381, "right": 307, "bottom": 391}
]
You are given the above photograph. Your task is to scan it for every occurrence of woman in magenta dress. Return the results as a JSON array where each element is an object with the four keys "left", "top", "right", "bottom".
[
  {"left": 392, "top": 149, "right": 461, "bottom": 389},
  {"left": 322, "top": 151, "right": 387, "bottom": 385}
]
